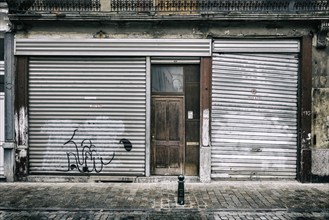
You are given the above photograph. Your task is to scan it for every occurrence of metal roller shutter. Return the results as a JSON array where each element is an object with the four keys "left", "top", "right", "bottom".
[
  {"left": 29, "top": 57, "right": 146, "bottom": 175},
  {"left": 211, "top": 43, "right": 299, "bottom": 179},
  {"left": 213, "top": 39, "right": 300, "bottom": 53},
  {"left": 15, "top": 39, "right": 212, "bottom": 57}
]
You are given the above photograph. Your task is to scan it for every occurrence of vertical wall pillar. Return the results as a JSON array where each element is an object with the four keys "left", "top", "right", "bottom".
[
  {"left": 4, "top": 32, "right": 15, "bottom": 181},
  {"left": 298, "top": 35, "right": 313, "bottom": 183},
  {"left": 200, "top": 57, "right": 212, "bottom": 183},
  {"left": 15, "top": 56, "right": 28, "bottom": 180},
  {"left": 4, "top": 33, "right": 14, "bottom": 141},
  {"left": 3, "top": 142, "right": 15, "bottom": 182}
]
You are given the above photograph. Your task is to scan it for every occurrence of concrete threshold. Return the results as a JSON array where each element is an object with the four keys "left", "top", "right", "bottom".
[{"left": 26, "top": 175, "right": 200, "bottom": 183}]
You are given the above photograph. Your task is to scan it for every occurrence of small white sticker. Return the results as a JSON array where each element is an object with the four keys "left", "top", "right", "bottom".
[
  {"left": 188, "top": 111, "right": 193, "bottom": 119},
  {"left": 85, "top": 97, "right": 97, "bottom": 100}
]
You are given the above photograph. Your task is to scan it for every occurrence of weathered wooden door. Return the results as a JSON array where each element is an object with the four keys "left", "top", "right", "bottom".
[
  {"left": 151, "top": 97, "right": 184, "bottom": 175},
  {"left": 151, "top": 64, "right": 200, "bottom": 176}
]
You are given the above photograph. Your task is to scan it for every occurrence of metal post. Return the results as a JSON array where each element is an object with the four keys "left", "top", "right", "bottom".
[{"left": 177, "top": 174, "right": 184, "bottom": 205}]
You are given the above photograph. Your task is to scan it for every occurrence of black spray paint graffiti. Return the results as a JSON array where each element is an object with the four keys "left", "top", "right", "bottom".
[
  {"left": 119, "top": 138, "right": 132, "bottom": 152},
  {"left": 65, "top": 129, "right": 132, "bottom": 173}
]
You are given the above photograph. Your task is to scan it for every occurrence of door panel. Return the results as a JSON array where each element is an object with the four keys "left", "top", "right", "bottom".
[
  {"left": 154, "top": 100, "right": 167, "bottom": 141},
  {"left": 168, "top": 101, "right": 181, "bottom": 141},
  {"left": 184, "top": 65, "right": 200, "bottom": 175},
  {"left": 151, "top": 97, "right": 184, "bottom": 175}
]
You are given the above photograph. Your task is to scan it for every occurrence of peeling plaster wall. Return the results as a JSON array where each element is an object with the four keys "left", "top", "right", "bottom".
[
  {"left": 312, "top": 38, "right": 329, "bottom": 179},
  {"left": 15, "top": 20, "right": 315, "bottom": 40},
  {"left": 0, "top": 3, "right": 10, "bottom": 33},
  {"left": 15, "top": 88, "right": 28, "bottom": 181}
]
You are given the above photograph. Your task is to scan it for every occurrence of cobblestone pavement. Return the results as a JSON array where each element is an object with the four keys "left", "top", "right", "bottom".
[
  {"left": 1, "top": 210, "right": 329, "bottom": 220},
  {"left": 0, "top": 181, "right": 328, "bottom": 219}
]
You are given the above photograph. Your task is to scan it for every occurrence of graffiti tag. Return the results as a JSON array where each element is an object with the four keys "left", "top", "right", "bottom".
[
  {"left": 65, "top": 129, "right": 133, "bottom": 173},
  {"left": 65, "top": 129, "right": 115, "bottom": 173}
]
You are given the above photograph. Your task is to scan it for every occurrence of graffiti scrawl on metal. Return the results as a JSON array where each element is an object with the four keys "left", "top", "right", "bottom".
[
  {"left": 65, "top": 129, "right": 133, "bottom": 173},
  {"left": 65, "top": 129, "right": 115, "bottom": 173}
]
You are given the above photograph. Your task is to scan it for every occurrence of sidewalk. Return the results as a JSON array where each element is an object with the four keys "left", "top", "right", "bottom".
[{"left": 0, "top": 181, "right": 328, "bottom": 219}]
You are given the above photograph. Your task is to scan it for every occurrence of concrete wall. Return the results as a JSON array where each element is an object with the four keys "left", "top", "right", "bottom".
[
  {"left": 312, "top": 39, "right": 329, "bottom": 181},
  {"left": 0, "top": 2, "right": 9, "bottom": 33},
  {"left": 15, "top": 20, "right": 315, "bottom": 40}
]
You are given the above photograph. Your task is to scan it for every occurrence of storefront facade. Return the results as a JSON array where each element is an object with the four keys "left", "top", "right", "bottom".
[
  {"left": 3, "top": 0, "right": 329, "bottom": 182},
  {"left": 13, "top": 38, "right": 211, "bottom": 179}
]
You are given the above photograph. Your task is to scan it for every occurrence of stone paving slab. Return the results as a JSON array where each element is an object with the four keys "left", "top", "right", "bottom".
[{"left": 0, "top": 181, "right": 328, "bottom": 219}]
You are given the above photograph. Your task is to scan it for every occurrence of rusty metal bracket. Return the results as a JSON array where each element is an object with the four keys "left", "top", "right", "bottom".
[{"left": 317, "top": 21, "right": 329, "bottom": 49}]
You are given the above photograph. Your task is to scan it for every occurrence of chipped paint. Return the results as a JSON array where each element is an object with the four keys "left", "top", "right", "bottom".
[
  {"left": 202, "top": 109, "right": 209, "bottom": 147},
  {"left": 14, "top": 106, "right": 28, "bottom": 180},
  {"left": 307, "top": 133, "right": 312, "bottom": 141},
  {"left": 18, "top": 106, "right": 27, "bottom": 145},
  {"left": 313, "top": 88, "right": 329, "bottom": 148},
  {"left": 14, "top": 106, "right": 27, "bottom": 146}
]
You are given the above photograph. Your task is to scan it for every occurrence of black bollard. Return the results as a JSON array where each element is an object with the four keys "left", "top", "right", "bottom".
[{"left": 177, "top": 174, "right": 185, "bottom": 205}]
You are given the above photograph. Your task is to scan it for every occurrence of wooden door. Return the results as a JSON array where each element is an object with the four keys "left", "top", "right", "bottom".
[{"left": 151, "top": 97, "right": 184, "bottom": 175}]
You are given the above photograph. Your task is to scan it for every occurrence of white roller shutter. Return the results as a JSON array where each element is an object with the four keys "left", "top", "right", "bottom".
[
  {"left": 29, "top": 57, "right": 146, "bottom": 175},
  {"left": 213, "top": 39, "right": 300, "bottom": 53},
  {"left": 211, "top": 40, "right": 299, "bottom": 180},
  {"left": 15, "top": 39, "right": 212, "bottom": 57}
]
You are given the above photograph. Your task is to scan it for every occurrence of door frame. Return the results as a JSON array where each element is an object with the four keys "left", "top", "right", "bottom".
[{"left": 148, "top": 59, "right": 201, "bottom": 176}]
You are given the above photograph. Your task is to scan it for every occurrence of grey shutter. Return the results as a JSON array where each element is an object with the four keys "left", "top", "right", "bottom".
[
  {"left": 211, "top": 49, "right": 299, "bottom": 179},
  {"left": 15, "top": 39, "right": 212, "bottom": 57},
  {"left": 29, "top": 57, "right": 146, "bottom": 175},
  {"left": 213, "top": 39, "right": 300, "bottom": 53}
]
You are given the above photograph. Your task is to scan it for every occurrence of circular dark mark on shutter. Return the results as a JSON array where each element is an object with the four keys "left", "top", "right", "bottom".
[{"left": 119, "top": 138, "right": 132, "bottom": 152}]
